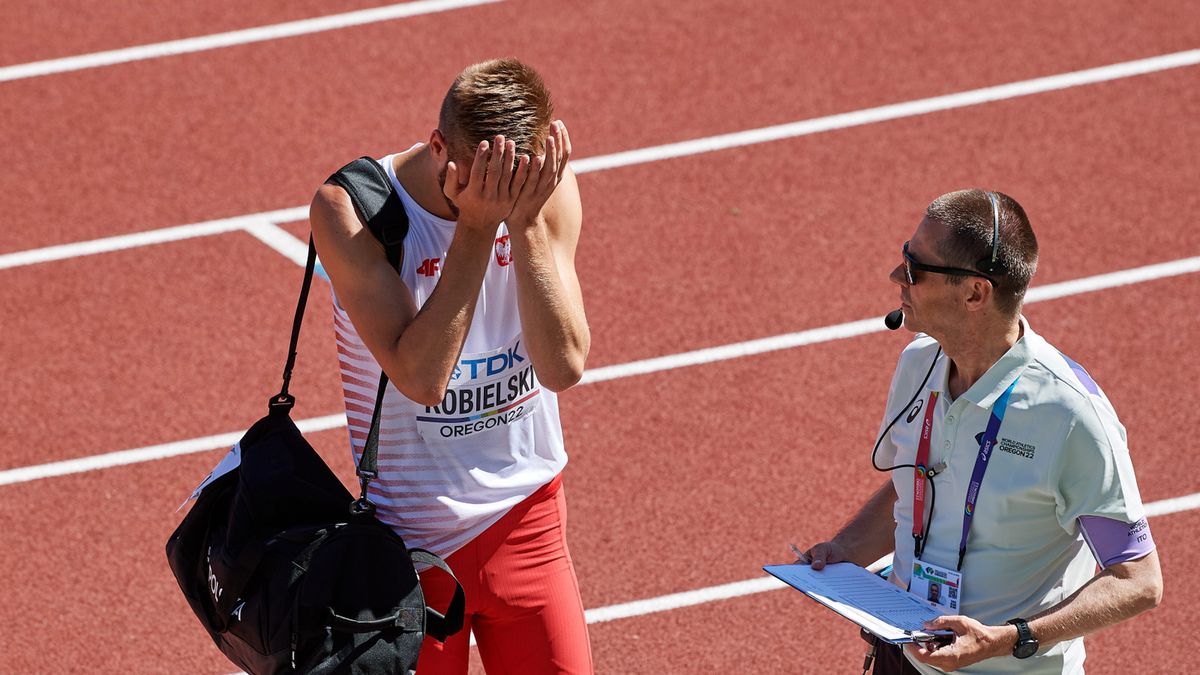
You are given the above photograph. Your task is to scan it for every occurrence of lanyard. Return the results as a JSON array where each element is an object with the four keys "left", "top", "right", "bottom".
[
  {"left": 911, "top": 376, "right": 1021, "bottom": 569},
  {"left": 911, "top": 391, "right": 939, "bottom": 558},
  {"left": 957, "top": 376, "right": 1020, "bottom": 569}
]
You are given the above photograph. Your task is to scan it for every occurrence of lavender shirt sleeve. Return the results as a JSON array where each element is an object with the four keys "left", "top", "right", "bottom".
[{"left": 1078, "top": 515, "right": 1156, "bottom": 567}]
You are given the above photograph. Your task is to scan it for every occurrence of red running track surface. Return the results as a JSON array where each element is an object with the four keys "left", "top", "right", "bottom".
[{"left": 1, "top": 1, "right": 1198, "bottom": 673}]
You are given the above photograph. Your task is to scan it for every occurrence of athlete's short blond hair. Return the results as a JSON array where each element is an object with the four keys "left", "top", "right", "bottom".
[{"left": 438, "top": 58, "right": 554, "bottom": 163}]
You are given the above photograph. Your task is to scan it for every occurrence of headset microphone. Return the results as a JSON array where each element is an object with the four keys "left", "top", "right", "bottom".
[{"left": 884, "top": 309, "right": 904, "bottom": 330}]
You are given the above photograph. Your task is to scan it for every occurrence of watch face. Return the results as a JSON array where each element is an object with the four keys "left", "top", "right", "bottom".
[{"left": 1014, "top": 640, "right": 1039, "bottom": 659}]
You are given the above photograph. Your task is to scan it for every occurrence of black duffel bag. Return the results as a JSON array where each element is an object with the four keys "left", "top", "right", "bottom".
[{"left": 166, "top": 158, "right": 464, "bottom": 674}]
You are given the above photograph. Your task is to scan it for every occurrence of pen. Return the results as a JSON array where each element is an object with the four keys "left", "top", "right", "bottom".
[{"left": 788, "top": 543, "right": 807, "bottom": 562}]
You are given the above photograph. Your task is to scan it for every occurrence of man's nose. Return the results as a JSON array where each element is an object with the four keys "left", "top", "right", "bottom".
[{"left": 889, "top": 263, "right": 909, "bottom": 286}]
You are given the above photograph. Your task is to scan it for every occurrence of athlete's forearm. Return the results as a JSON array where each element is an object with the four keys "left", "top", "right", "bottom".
[
  {"left": 385, "top": 226, "right": 494, "bottom": 405},
  {"left": 507, "top": 217, "right": 590, "bottom": 392}
]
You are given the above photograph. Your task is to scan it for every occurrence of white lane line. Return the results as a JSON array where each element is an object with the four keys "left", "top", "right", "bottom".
[
  {"left": 0, "top": 0, "right": 502, "bottom": 83},
  {"left": 0, "top": 414, "right": 345, "bottom": 487},
  {"left": 209, "top": 485, "right": 1200, "bottom": 660},
  {"left": 4, "top": 49, "right": 1199, "bottom": 271},
  {"left": 590, "top": 489, "right": 1197, "bottom": 622},
  {"left": 1145, "top": 492, "right": 1200, "bottom": 517},
  {"left": 242, "top": 221, "right": 312, "bottom": 268},
  {"left": 563, "top": 487, "right": 1200, "bottom": 628},
  {"left": 583, "top": 576, "right": 787, "bottom": 624},
  {"left": 1024, "top": 257, "right": 1200, "bottom": 303},
  {"left": 580, "top": 256, "right": 1200, "bottom": 385},
  {"left": 0, "top": 207, "right": 307, "bottom": 270},
  {"left": 569, "top": 49, "right": 1200, "bottom": 174},
  {"left": 580, "top": 319, "right": 880, "bottom": 385},
  {"left": 2, "top": 254, "right": 1198, "bottom": 488}
]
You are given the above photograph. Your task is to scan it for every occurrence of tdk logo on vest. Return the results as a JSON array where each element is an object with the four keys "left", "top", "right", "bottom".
[{"left": 457, "top": 341, "right": 526, "bottom": 380}]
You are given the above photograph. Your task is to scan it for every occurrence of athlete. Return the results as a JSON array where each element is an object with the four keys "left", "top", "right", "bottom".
[{"left": 309, "top": 59, "right": 592, "bottom": 674}]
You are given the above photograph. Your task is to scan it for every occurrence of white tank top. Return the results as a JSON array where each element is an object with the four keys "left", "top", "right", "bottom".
[{"left": 329, "top": 150, "right": 567, "bottom": 559}]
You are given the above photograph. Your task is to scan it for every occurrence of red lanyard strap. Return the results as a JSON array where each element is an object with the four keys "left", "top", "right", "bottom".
[
  {"left": 909, "top": 377, "right": 1022, "bottom": 567},
  {"left": 911, "top": 391, "right": 939, "bottom": 557}
]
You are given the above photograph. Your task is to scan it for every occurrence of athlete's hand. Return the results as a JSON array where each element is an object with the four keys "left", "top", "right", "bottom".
[
  {"left": 443, "top": 135, "right": 521, "bottom": 232},
  {"left": 507, "top": 120, "right": 572, "bottom": 229},
  {"left": 794, "top": 541, "right": 852, "bottom": 570}
]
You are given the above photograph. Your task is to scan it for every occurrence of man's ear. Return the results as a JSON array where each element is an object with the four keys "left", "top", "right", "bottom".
[
  {"left": 962, "top": 278, "right": 993, "bottom": 312},
  {"left": 429, "top": 129, "right": 449, "bottom": 161}
]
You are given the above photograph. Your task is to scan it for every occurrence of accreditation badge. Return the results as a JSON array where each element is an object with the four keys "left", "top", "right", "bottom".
[{"left": 909, "top": 558, "right": 962, "bottom": 612}]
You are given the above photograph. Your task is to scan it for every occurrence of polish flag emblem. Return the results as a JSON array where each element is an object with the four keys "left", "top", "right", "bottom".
[{"left": 494, "top": 235, "right": 512, "bottom": 267}]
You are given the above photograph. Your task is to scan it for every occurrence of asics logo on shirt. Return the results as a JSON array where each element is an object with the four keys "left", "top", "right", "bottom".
[{"left": 907, "top": 399, "right": 925, "bottom": 424}]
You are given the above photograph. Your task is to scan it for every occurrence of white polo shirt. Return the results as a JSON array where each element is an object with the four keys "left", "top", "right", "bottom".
[{"left": 875, "top": 318, "right": 1148, "bottom": 675}]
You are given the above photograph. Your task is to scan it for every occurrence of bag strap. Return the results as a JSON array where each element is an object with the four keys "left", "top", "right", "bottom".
[
  {"left": 273, "top": 156, "right": 411, "bottom": 510},
  {"left": 271, "top": 237, "right": 319, "bottom": 411},
  {"left": 326, "top": 156, "right": 409, "bottom": 269},
  {"left": 325, "top": 157, "right": 411, "bottom": 510},
  {"left": 324, "top": 549, "right": 465, "bottom": 641},
  {"left": 409, "top": 548, "right": 466, "bottom": 641}
]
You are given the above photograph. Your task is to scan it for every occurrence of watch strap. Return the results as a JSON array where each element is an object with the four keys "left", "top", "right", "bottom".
[{"left": 1006, "top": 618, "right": 1037, "bottom": 658}]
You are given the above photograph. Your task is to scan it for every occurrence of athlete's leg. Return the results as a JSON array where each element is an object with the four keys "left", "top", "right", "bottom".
[{"left": 472, "top": 478, "right": 593, "bottom": 675}]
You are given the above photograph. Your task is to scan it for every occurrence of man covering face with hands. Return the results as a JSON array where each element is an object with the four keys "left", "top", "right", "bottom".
[{"left": 310, "top": 59, "right": 592, "bottom": 675}]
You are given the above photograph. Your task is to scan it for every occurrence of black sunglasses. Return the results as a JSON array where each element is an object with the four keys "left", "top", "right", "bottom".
[{"left": 902, "top": 241, "right": 995, "bottom": 285}]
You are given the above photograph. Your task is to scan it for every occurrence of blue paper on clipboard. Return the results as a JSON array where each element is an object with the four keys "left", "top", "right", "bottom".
[{"left": 763, "top": 562, "right": 954, "bottom": 644}]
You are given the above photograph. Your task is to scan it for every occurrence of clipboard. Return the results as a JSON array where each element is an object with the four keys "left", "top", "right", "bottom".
[{"left": 763, "top": 562, "right": 954, "bottom": 644}]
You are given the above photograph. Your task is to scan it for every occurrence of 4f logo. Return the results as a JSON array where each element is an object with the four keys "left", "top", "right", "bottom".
[
  {"left": 494, "top": 235, "right": 512, "bottom": 267},
  {"left": 417, "top": 258, "right": 441, "bottom": 277}
]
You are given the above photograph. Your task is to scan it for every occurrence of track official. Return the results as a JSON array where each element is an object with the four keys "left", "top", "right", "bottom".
[{"left": 796, "top": 190, "right": 1162, "bottom": 674}]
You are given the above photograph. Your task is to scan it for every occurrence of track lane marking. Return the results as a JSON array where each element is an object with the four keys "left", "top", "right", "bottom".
[
  {"left": 242, "top": 221, "right": 313, "bottom": 268},
  {"left": 569, "top": 48, "right": 1200, "bottom": 174},
  {"left": 0, "top": 0, "right": 503, "bottom": 83},
  {"left": 211, "top": 484, "right": 1193, "bottom": 671},
  {"left": 2, "top": 254, "right": 1198, "bottom": 487},
  {"left": 580, "top": 256, "right": 1200, "bottom": 384},
  {"left": 2, "top": 48, "right": 1198, "bottom": 270},
  {"left": 0, "top": 414, "right": 345, "bottom": 486},
  {"left": 576, "top": 490, "right": 1195, "bottom": 626},
  {"left": 0, "top": 207, "right": 307, "bottom": 270}
]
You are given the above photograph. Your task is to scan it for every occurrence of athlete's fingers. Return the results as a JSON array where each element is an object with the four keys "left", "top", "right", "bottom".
[
  {"left": 553, "top": 126, "right": 567, "bottom": 182},
  {"left": 557, "top": 121, "right": 572, "bottom": 180},
  {"left": 485, "top": 134, "right": 505, "bottom": 193},
  {"left": 520, "top": 154, "right": 546, "bottom": 201},
  {"left": 467, "top": 140, "right": 489, "bottom": 191},
  {"left": 541, "top": 135, "right": 558, "bottom": 192},
  {"left": 510, "top": 154, "right": 531, "bottom": 201},
  {"left": 443, "top": 162, "right": 461, "bottom": 198},
  {"left": 500, "top": 139, "right": 517, "bottom": 197}
]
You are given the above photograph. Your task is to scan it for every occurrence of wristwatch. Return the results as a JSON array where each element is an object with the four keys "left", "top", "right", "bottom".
[{"left": 1006, "top": 618, "right": 1038, "bottom": 659}]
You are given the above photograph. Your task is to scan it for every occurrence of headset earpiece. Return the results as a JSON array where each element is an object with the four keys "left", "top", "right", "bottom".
[{"left": 975, "top": 191, "right": 1007, "bottom": 277}]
